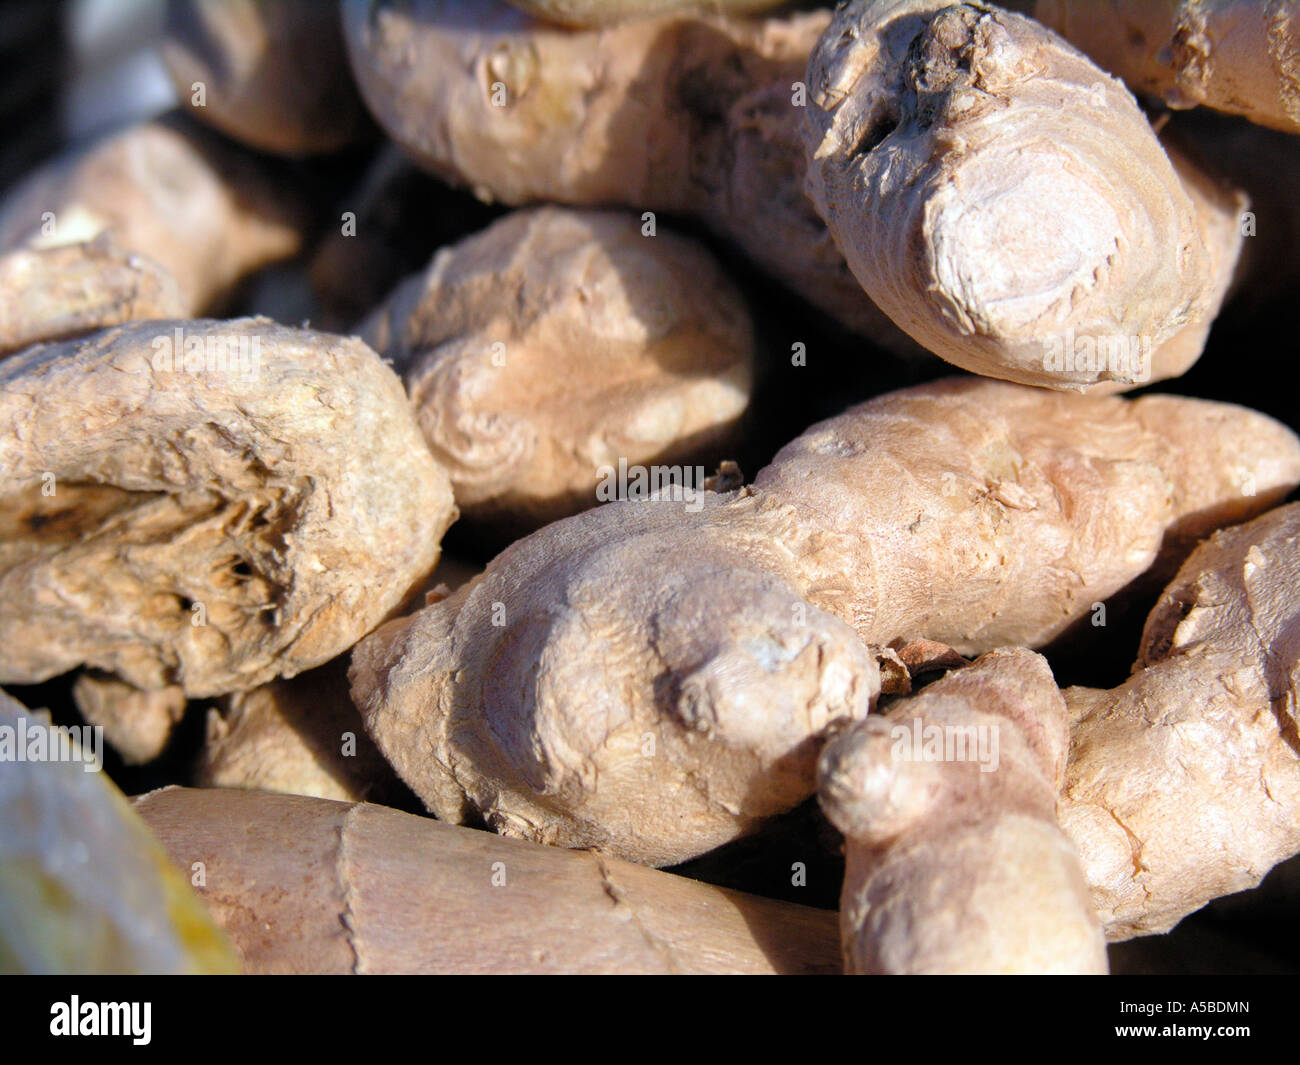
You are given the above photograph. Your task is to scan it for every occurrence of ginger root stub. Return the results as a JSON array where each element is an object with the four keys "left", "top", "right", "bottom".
[
  {"left": 801, "top": 0, "right": 1218, "bottom": 390},
  {"left": 819, "top": 648, "right": 1107, "bottom": 975}
]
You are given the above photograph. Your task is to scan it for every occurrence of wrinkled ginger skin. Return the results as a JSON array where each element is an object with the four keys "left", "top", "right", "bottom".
[
  {"left": 0, "top": 238, "right": 184, "bottom": 357},
  {"left": 0, "top": 318, "right": 455, "bottom": 697},
  {"left": 134, "top": 787, "right": 842, "bottom": 974},
  {"left": 0, "top": 120, "right": 305, "bottom": 315},
  {"left": 1036, "top": 0, "right": 1300, "bottom": 135},
  {"left": 350, "top": 493, "right": 884, "bottom": 868},
  {"left": 820, "top": 648, "right": 1107, "bottom": 974},
  {"left": 350, "top": 378, "right": 1299, "bottom": 866},
  {"left": 802, "top": 0, "right": 1214, "bottom": 389},
  {"left": 1061, "top": 503, "right": 1300, "bottom": 940},
  {"left": 750, "top": 378, "right": 1300, "bottom": 654},
  {"left": 163, "top": 0, "right": 373, "bottom": 155},
  {"left": 361, "top": 207, "right": 753, "bottom": 531},
  {"left": 341, "top": 0, "right": 916, "bottom": 349}
]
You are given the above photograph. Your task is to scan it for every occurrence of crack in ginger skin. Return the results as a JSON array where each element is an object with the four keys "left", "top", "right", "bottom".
[
  {"left": 134, "top": 787, "right": 842, "bottom": 974},
  {"left": 1061, "top": 503, "right": 1300, "bottom": 940},
  {"left": 349, "top": 378, "right": 1300, "bottom": 867}
]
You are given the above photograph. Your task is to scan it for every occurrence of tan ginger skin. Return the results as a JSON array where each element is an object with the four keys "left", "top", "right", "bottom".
[
  {"left": 361, "top": 207, "right": 753, "bottom": 531},
  {"left": 71, "top": 674, "right": 187, "bottom": 767},
  {"left": 819, "top": 648, "right": 1107, "bottom": 974},
  {"left": 802, "top": 0, "right": 1222, "bottom": 391},
  {"left": 198, "top": 658, "right": 405, "bottom": 804},
  {"left": 135, "top": 787, "right": 842, "bottom": 975},
  {"left": 505, "top": 0, "right": 789, "bottom": 27},
  {"left": 0, "top": 318, "right": 456, "bottom": 700},
  {"left": 0, "top": 236, "right": 184, "bottom": 357},
  {"left": 1037, "top": 0, "right": 1300, "bottom": 136},
  {"left": 163, "top": 0, "right": 373, "bottom": 156},
  {"left": 341, "top": 0, "right": 915, "bottom": 351},
  {"left": 349, "top": 377, "right": 1300, "bottom": 867},
  {"left": 1061, "top": 503, "right": 1300, "bottom": 940},
  {"left": 0, "top": 119, "right": 305, "bottom": 317},
  {"left": 343, "top": 0, "right": 1245, "bottom": 390}
]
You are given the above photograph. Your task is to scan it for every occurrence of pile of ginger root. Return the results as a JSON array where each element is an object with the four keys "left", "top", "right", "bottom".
[{"left": 2, "top": 0, "right": 1300, "bottom": 977}]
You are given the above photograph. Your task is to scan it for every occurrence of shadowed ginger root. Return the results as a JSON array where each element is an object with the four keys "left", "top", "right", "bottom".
[
  {"left": 134, "top": 787, "right": 842, "bottom": 975},
  {"left": 818, "top": 648, "right": 1107, "bottom": 974},
  {"left": 163, "top": 0, "right": 373, "bottom": 155},
  {"left": 72, "top": 673, "right": 188, "bottom": 766},
  {"left": 801, "top": 0, "right": 1219, "bottom": 390},
  {"left": 197, "top": 658, "right": 405, "bottom": 804},
  {"left": 307, "top": 146, "right": 500, "bottom": 332},
  {"left": 0, "top": 318, "right": 456, "bottom": 698},
  {"left": 505, "top": 0, "right": 789, "bottom": 27},
  {"left": 349, "top": 377, "right": 1299, "bottom": 866},
  {"left": 1061, "top": 502, "right": 1300, "bottom": 940},
  {"left": 1126, "top": 135, "right": 1248, "bottom": 389},
  {"left": 1036, "top": 0, "right": 1300, "bottom": 135},
  {"left": 361, "top": 206, "right": 753, "bottom": 531}
]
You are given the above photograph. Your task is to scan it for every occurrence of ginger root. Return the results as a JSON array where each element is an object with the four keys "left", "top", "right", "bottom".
[
  {"left": 350, "top": 377, "right": 1298, "bottom": 865},
  {"left": 1036, "top": 0, "right": 1300, "bottom": 135},
  {"left": 1061, "top": 502, "right": 1300, "bottom": 939},
  {"left": 505, "top": 0, "right": 788, "bottom": 27},
  {"left": 361, "top": 206, "right": 753, "bottom": 531},
  {"left": 819, "top": 648, "right": 1107, "bottom": 974},
  {"left": 72, "top": 673, "right": 188, "bottom": 766},
  {"left": 197, "top": 658, "right": 404, "bottom": 804},
  {"left": 341, "top": 0, "right": 915, "bottom": 350},
  {"left": 342, "top": 1, "right": 1244, "bottom": 387},
  {"left": 801, "top": 0, "right": 1218, "bottom": 390},
  {"left": 134, "top": 787, "right": 841, "bottom": 975},
  {"left": 0, "top": 318, "right": 455, "bottom": 697},
  {"left": 163, "top": 0, "right": 373, "bottom": 155},
  {"left": 0, "top": 119, "right": 306, "bottom": 315},
  {"left": 0, "top": 237, "right": 184, "bottom": 357}
]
